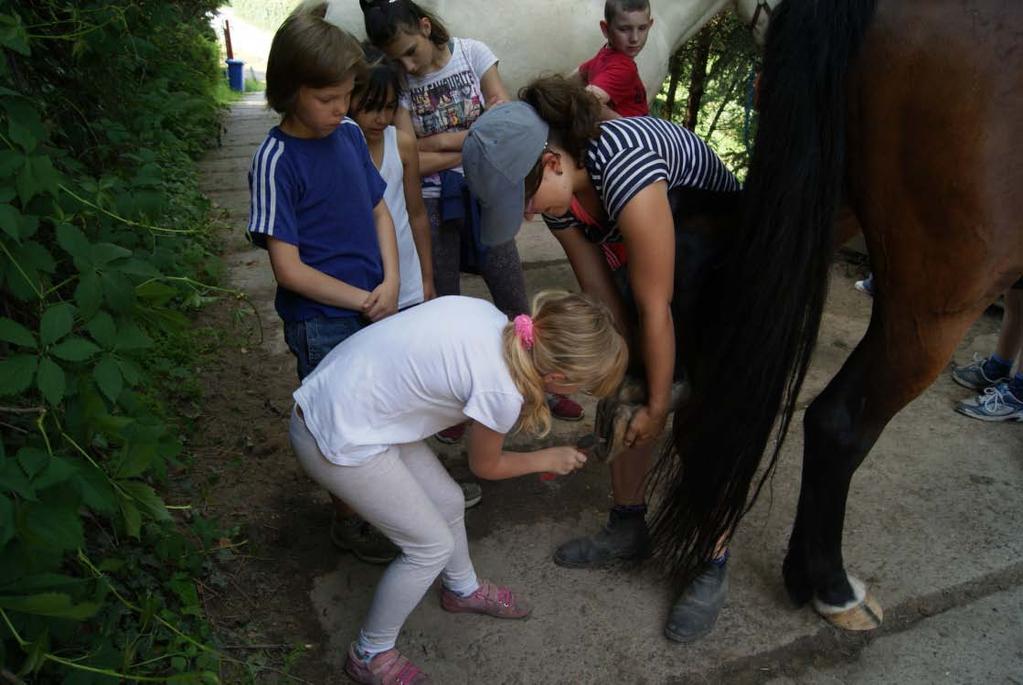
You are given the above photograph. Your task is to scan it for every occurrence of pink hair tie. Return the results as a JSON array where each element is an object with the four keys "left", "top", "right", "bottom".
[{"left": 513, "top": 314, "right": 535, "bottom": 350}]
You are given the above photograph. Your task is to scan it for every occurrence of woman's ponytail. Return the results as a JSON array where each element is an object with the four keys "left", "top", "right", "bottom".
[{"left": 519, "top": 76, "right": 602, "bottom": 166}]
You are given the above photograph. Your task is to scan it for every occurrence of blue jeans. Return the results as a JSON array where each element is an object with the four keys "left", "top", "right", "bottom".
[{"left": 284, "top": 315, "right": 366, "bottom": 381}]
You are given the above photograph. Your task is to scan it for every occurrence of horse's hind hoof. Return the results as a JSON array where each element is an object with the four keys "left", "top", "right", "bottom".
[{"left": 813, "top": 575, "right": 883, "bottom": 631}]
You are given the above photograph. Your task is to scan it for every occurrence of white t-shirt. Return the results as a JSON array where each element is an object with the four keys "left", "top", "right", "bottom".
[
  {"left": 379, "top": 126, "right": 424, "bottom": 309},
  {"left": 293, "top": 296, "right": 523, "bottom": 465},
  {"left": 399, "top": 37, "right": 498, "bottom": 198}
]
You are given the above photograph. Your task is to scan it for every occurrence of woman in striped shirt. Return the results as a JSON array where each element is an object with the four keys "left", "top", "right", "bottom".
[{"left": 462, "top": 75, "right": 741, "bottom": 643}]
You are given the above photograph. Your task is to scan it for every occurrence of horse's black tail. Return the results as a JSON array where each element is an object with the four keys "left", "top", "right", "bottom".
[{"left": 649, "top": 0, "right": 878, "bottom": 584}]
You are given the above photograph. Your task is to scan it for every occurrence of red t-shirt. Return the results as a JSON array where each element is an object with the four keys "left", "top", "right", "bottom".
[{"left": 578, "top": 45, "right": 649, "bottom": 117}]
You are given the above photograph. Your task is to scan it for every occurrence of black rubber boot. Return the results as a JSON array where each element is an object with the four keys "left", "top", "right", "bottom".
[
  {"left": 553, "top": 508, "right": 651, "bottom": 568},
  {"left": 663, "top": 561, "right": 728, "bottom": 643}
]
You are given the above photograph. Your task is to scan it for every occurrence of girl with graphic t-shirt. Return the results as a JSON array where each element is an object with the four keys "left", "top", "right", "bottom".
[
  {"left": 290, "top": 292, "right": 626, "bottom": 684},
  {"left": 359, "top": 0, "right": 526, "bottom": 317},
  {"left": 360, "top": 0, "right": 586, "bottom": 433}
]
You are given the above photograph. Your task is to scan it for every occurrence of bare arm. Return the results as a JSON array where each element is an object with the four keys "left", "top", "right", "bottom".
[
  {"left": 267, "top": 238, "right": 370, "bottom": 311},
  {"left": 363, "top": 199, "right": 400, "bottom": 321},
  {"left": 397, "top": 128, "right": 435, "bottom": 299},
  {"left": 479, "top": 63, "right": 511, "bottom": 108},
  {"left": 618, "top": 181, "right": 676, "bottom": 439},
  {"left": 552, "top": 226, "right": 631, "bottom": 335},
  {"left": 467, "top": 422, "right": 586, "bottom": 480}
]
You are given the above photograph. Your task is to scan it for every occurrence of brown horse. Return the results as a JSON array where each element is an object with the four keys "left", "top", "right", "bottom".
[{"left": 651, "top": 0, "right": 1023, "bottom": 628}]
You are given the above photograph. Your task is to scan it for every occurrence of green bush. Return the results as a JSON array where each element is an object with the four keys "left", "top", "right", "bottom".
[{"left": 0, "top": 1, "right": 235, "bottom": 681}]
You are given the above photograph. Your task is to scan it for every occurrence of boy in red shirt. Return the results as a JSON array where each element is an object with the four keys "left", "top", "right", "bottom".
[{"left": 578, "top": 0, "right": 654, "bottom": 119}]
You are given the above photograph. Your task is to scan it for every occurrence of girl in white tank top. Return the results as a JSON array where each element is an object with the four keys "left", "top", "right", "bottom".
[{"left": 350, "top": 48, "right": 435, "bottom": 309}]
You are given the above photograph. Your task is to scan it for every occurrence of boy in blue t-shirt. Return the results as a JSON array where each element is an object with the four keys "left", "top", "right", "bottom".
[{"left": 247, "top": 4, "right": 400, "bottom": 562}]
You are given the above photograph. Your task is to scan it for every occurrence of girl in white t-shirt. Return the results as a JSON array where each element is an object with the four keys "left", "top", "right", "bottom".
[
  {"left": 290, "top": 292, "right": 626, "bottom": 684},
  {"left": 350, "top": 44, "right": 435, "bottom": 310}
]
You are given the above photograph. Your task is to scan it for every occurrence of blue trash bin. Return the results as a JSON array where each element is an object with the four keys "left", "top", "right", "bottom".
[{"left": 226, "top": 59, "right": 245, "bottom": 92}]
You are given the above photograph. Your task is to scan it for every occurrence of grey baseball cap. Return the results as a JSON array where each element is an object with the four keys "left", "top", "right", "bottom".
[{"left": 463, "top": 101, "right": 549, "bottom": 246}]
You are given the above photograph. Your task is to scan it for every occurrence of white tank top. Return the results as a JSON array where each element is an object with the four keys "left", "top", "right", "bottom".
[{"left": 380, "top": 126, "right": 424, "bottom": 309}]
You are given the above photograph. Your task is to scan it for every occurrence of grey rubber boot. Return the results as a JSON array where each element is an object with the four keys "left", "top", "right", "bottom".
[
  {"left": 664, "top": 562, "right": 729, "bottom": 643},
  {"left": 553, "top": 509, "right": 651, "bottom": 568}
]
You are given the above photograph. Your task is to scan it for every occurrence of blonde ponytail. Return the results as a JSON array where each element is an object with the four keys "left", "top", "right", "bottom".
[{"left": 503, "top": 291, "right": 628, "bottom": 436}]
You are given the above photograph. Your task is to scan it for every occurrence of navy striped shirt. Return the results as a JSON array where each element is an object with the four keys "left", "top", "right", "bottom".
[{"left": 544, "top": 117, "right": 739, "bottom": 243}]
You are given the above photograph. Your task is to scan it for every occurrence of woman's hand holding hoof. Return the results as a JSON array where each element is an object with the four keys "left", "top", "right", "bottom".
[{"left": 624, "top": 405, "right": 667, "bottom": 448}]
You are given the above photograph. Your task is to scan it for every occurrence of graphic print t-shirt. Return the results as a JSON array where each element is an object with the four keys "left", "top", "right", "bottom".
[{"left": 399, "top": 37, "right": 497, "bottom": 198}]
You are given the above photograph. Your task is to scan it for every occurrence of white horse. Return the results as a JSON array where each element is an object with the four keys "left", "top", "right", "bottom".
[{"left": 322, "top": 0, "right": 778, "bottom": 100}]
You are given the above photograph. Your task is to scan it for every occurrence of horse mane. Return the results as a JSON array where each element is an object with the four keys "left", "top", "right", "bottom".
[{"left": 648, "top": 0, "right": 879, "bottom": 584}]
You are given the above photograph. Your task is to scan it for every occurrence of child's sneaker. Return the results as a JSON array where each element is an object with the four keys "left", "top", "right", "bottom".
[
  {"left": 344, "top": 643, "right": 430, "bottom": 684},
  {"left": 547, "top": 393, "right": 584, "bottom": 421},
  {"left": 439, "top": 579, "right": 531, "bottom": 619},
  {"left": 459, "top": 481, "right": 482, "bottom": 509},
  {"left": 853, "top": 273, "right": 875, "bottom": 297},
  {"left": 952, "top": 354, "right": 1012, "bottom": 391},
  {"left": 434, "top": 423, "right": 466, "bottom": 444},
  {"left": 330, "top": 515, "right": 399, "bottom": 564},
  {"left": 955, "top": 382, "right": 1023, "bottom": 422}
]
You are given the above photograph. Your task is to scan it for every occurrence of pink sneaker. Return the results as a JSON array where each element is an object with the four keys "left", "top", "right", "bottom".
[
  {"left": 548, "top": 394, "right": 584, "bottom": 421},
  {"left": 344, "top": 643, "right": 430, "bottom": 684},
  {"left": 439, "top": 579, "right": 531, "bottom": 619}
]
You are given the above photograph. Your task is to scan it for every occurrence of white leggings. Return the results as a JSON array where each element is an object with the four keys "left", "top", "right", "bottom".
[{"left": 289, "top": 409, "right": 478, "bottom": 653}]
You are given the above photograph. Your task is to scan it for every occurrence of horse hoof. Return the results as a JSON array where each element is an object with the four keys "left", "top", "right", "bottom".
[{"left": 812, "top": 575, "right": 883, "bottom": 631}]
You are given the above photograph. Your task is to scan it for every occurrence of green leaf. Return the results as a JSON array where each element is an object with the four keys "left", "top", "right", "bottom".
[
  {"left": 55, "top": 222, "right": 90, "bottom": 265},
  {"left": 0, "top": 149, "right": 24, "bottom": 179},
  {"left": 0, "top": 593, "right": 100, "bottom": 620},
  {"left": 36, "top": 356, "right": 65, "bottom": 405},
  {"left": 93, "top": 355, "right": 123, "bottom": 402},
  {"left": 101, "top": 270, "right": 135, "bottom": 312},
  {"left": 23, "top": 497, "right": 83, "bottom": 551},
  {"left": 0, "top": 354, "right": 37, "bottom": 395},
  {"left": 0, "top": 495, "right": 13, "bottom": 546},
  {"left": 0, "top": 14, "right": 30, "bottom": 56},
  {"left": 0, "top": 316, "right": 36, "bottom": 348},
  {"left": 115, "top": 323, "right": 152, "bottom": 351},
  {"left": 0, "top": 573, "right": 88, "bottom": 593},
  {"left": 86, "top": 311, "right": 117, "bottom": 348},
  {"left": 4, "top": 98, "right": 42, "bottom": 151},
  {"left": 40, "top": 303, "right": 74, "bottom": 345},
  {"left": 116, "top": 358, "right": 142, "bottom": 386},
  {"left": 113, "top": 443, "right": 155, "bottom": 480},
  {"left": 92, "top": 242, "right": 132, "bottom": 266},
  {"left": 0, "top": 202, "right": 21, "bottom": 239},
  {"left": 50, "top": 336, "right": 100, "bottom": 361},
  {"left": 120, "top": 499, "right": 142, "bottom": 538},
  {"left": 74, "top": 270, "right": 102, "bottom": 318},
  {"left": 0, "top": 458, "right": 35, "bottom": 500},
  {"left": 77, "top": 464, "right": 116, "bottom": 514},
  {"left": 16, "top": 447, "right": 48, "bottom": 479},
  {"left": 32, "top": 456, "right": 77, "bottom": 491},
  {"left": 119, "top": 480, "right": 171, "bottom": 522},
  {"left": 16, "top": 155, "right": 60, "bottom": 205}
]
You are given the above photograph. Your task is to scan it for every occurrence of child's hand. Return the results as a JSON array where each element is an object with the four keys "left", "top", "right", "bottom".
[
  {"left": 363, "top": 279, "right": 399, "bottom": 321},
  {"left": 545, "top": 446, "right": 587, "bottom": 475}
]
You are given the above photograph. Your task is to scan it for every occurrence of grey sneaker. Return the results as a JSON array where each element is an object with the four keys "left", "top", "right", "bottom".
[
  {"left": 553, "top": 509, "right": 651, "bottom": 568},
  {"left": 664, "top": 561, "right": 729, "bottom": 643},
  {"left": 955, "top": 383, "right": 1023, "bottom": 422},
  {"left": 460, "top": 481, "right": 482, "bottom": 509},
  {"left": 952, "top": 354, "right": 1011, "bottom": 391},
  {"left": 330, "top": 515, "right": 399, "bottom": 564}
]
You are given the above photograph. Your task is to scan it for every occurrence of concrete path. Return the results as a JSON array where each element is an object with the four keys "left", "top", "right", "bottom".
[{"left": 199, "top": 92, "right": 1023, "bottom": 683}]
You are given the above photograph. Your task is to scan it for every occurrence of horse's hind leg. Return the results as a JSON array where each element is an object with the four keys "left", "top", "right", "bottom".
[{"left": 783, "top": 292, "right": 994, "bottom": 628}]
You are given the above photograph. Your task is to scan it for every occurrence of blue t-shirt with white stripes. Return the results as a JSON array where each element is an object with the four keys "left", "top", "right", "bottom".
[
  {"left": 247, "top": 120, "right": 387, "bottom": 322},
  {"left": 544, "top": 116, "right": 739, "bottom": 244}
]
